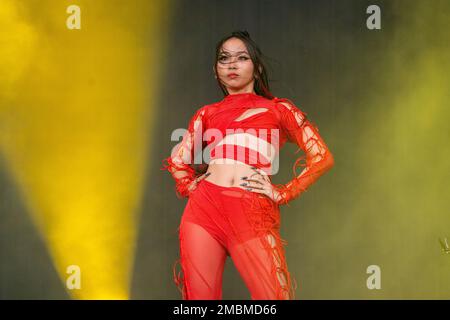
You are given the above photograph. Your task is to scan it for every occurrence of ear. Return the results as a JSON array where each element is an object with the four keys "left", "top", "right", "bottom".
[
  {"left": 254, "top": 65, "right": 263, "bottom": 80},
  {"left": 254, "top": 65, "right": 263, "bottom": 79}
]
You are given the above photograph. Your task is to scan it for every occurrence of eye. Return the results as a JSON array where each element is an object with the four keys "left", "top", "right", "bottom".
[
  {"left": 239, "top": 56, "right": 249, "bottom": 60},
  {"left": 218, "top": 56, "right": 228, "bottom": 61}
]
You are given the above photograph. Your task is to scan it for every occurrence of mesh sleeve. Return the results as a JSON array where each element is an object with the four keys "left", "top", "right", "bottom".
[
  {"left": 273, "top": 98, "right": 334, "bottom": 205},
  {"left": 161, "top": 107, "right": 207, "bottom": 198}
]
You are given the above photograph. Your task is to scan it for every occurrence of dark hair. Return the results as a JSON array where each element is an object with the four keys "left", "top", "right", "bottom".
[{"left": 213, "top": 30, "right": 274, "bottom": 100}]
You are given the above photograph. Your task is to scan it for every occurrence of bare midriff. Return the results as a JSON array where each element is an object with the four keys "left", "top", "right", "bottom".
[{"left": 204, "top": 159, "right": 265, "bottom": 189}]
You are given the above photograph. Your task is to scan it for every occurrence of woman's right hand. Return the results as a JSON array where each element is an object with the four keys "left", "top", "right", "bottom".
[{"left": 187, "top": 172, "right": 211, "bottom": 195}]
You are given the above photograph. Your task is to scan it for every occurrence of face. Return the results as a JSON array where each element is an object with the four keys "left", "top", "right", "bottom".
[{"left": 215, "top": 37, "right": 256, "bottom": 95}]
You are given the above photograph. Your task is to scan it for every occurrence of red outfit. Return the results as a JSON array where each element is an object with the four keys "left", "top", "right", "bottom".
[{"left": 162, "top": 92, "right": 334, "bottom": 299}]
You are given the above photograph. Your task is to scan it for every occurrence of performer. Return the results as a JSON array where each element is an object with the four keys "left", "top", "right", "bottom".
[{"left": 162, "top": 30, "right": 334, "bottom": 300}]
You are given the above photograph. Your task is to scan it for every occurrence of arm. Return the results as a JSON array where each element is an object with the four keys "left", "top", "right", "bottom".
[
  {"left": 161, "top": 107, "right": 207, "bottom": 198},
  {"left": 273, "top": 98, "right": 335, "bottom": 205}
]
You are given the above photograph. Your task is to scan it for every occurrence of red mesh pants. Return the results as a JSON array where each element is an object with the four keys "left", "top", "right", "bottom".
[{"left": 172, "top": 179, "right": 298, "bottom": 300}]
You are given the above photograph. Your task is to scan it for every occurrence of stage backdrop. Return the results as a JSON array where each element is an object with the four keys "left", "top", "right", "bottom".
[{"left": 0, "top": 0, "right": 449, "bottom": 299}]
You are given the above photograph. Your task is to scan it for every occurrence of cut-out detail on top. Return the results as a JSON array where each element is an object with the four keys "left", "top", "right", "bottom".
[{"left": 234, "top": 108, "right": 268, "bottom": 122}]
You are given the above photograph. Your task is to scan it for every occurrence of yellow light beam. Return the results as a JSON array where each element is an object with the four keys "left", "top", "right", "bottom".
[{"left": 0, "top": 0, "right": 173, "bottom": 299}]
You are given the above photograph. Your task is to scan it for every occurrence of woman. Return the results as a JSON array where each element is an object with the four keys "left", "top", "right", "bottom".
[{"left": 162, "top": 30, "right": 334, "bottom": 300}]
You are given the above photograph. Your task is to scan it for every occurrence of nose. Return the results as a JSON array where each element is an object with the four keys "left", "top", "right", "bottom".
[{"left": 228, "top": 56, "right": 238, "bottom": 69}]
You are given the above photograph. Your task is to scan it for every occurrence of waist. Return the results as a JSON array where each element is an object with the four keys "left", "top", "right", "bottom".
[
  {"left": 208, "top": 156, "right": 272, "bottom": 175},
  {"left": 205, "top": 160, "right": 270, "bottom": 188}
]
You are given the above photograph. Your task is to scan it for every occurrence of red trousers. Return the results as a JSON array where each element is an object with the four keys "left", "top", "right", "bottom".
[{"left": 173, "top": 179, "right": 298, "bottom": 300}]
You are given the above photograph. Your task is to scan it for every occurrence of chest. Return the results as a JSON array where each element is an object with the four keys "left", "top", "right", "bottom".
[{"left": 206, "top": 105, "right": 280, "bottom": 132}]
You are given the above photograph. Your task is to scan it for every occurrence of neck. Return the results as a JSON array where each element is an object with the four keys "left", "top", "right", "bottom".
[{"left": 228, "top": 90, "right": 256, "bottom": 95}]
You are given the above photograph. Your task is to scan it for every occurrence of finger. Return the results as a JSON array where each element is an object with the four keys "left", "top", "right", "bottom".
[
  {"left": 249, "top": 174, "right": 269, "bottom": 185},
  {"left": 258, "top": 172, "right": 271, "bottom": 183},
  {"left": 247, "top": 172, "right": 260, "bottom": 180},
  {"left": 246, "top": 187, "right": 277, "bottom": 202},
  {"left": 261, "top": 174, "right": 271, "bottom": 183},
  {"left": 250, "top": 167, "right": 270, "bottom": 183},
  {"left": 245, "top": 187, "right": 269, "bottom": 196},
  {"left": 250, "top": 167, "right": 266, "bottom": 176},
  {"left": 242, "top": 178, "right": 264, "bottom": 185},
  {"left": 246, "top": 175, "right": 271, "bottom": 187},
  {"left": 244, "top": 185, "right": 266, "bottom": 191},
  {"left": 196, "top": 172, "right": 211, "bottom": 182},
  {"left": 241, "top": 180, "right": 266, "bottom": 189}
]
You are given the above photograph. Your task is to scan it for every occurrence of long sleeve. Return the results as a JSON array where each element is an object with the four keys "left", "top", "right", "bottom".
[
  {"left": 161, "top": 106, "right": 207, "bottom": 198},
  {"left": 273, "top": 98, "right": 334, "bottom": 205}
]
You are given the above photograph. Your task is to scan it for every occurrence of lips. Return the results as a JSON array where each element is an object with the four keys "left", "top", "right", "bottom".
[{"left": 228, "top": 73, "right": 239, "bottom": 78}]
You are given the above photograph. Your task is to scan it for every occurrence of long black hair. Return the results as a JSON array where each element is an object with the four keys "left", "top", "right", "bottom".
[{"left": 213, "top": 30, "right": 274, "bottom": 100}]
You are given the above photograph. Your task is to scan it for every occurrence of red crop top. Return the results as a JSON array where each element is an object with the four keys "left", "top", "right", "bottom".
[{"left": 162, "top": 92, "right": 334, "bottom": 205}]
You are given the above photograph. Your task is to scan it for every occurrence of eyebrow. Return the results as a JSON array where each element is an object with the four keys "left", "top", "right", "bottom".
[{"left": 219, "top": 50, "right": 249, "bottom": 55}]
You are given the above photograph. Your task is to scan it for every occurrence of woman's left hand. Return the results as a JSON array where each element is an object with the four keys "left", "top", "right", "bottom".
[{"left": 240, "top": 167, "right": 282, "bottom": 203}]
